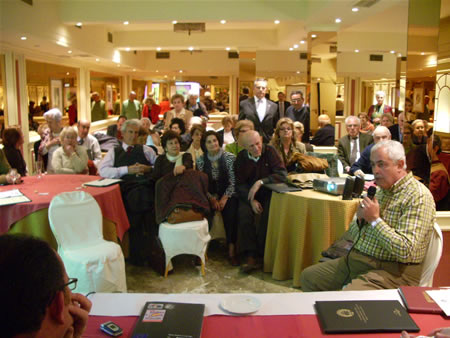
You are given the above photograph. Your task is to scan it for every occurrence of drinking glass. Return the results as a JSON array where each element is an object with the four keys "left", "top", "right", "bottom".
[
  {"left": 8, "top": 168, "right": 18, "bottom": 184},
  {"left": 35, "top": 160, "right": 43, "bottom": 179}
]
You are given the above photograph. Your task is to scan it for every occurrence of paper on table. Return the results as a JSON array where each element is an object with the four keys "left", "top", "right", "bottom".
[
  {"left": 0, "top": 188, "right": 23, "bottom": 199},
  {"left": 83, "top": 178, "right": 122, "bottom": 187},
  {"left": 426, "top": 289, "right": 450, "bottom": 316},
  {"left": 88, "top": 290, "right": 403, "bottom": 317}
]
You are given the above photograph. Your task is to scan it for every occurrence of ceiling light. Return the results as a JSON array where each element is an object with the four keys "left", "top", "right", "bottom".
[
  {"left": 125, "top": 47, "right": 131, "bottom": 52},
  {"left": 179, "top": 70, "right": 183, "bottom": 73},
  {"left": 352, "top": 7, "right": 359, "bottom": 12},
  {"left": 397, "top": 53, "right": 402, "bottom": 57},
  {"left": 156, "top": 70, "right": 159, "bottom": 73},
  {"left": 335, "top": 18, "right": 341, "bottom": 23},
  {"left": 156, "top": 47, "right": 161, "bottom": 51},
  {"left": 421, "top": 52, "right": 425, "bottom": 55},
  {"left": 390, "top": 50, "right": 395, "bottom": 54},
  {"left": 123, "top": 21, "right": 129, "bottom": 25},
  {"left": 56, "top": 37, "right": 68, "bottom": 47},
  {"left": 274, "top": 20, "right": 280, "bottom": 24},
  {"left": 21, "top": 36, "right": 27, "bottom": 40},
  {"left": 133, "top": 69, "right": 136, "bottom": 72},
  {"left": 300, "top": 40, "right": 305, "bottom": 44},
  {"left": 317, "top": 78, "right": 321, "bottom": 81},
  {"left": 172, "top": 20, "right": 177, "bottom": 24},
  {"left": 76, "top": 22, "right": 82, "bottom": 27},
  {"left": 67, "top": 50, "right": 72, "bottom": 54},
  {"left": 188, "top": 46, "right": 194, "bottom": 51},
  {"left": 296, "top": 71, "right": 300, "bottom": 74},
  {"left": 220, "top": 20, "right": 226, "bottom": 24},
  {"left": 164, "top": 75, "right": 168, "bottom": 78},
  {"left": 293, "top": 44, "right": 299, "bottom": 49},
  {"left": 226, "top": 47, "right": 230, "bottom": 51},
  {"left": 311, "top": 34, "right": 317, "bottom": 38},
  {"left": 355, "top": 49, "right": 359, "bottom": 53},
  {"left": 289, "top": 47, "right": 294, "bottom": 51},
  {"left": 95, "top": 58, "right": 100, "bottom": 62},
  {"left": 66, "top": 72, "right": 69, "bottom": 75}
]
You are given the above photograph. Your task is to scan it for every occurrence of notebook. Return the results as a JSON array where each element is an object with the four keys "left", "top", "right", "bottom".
[
  {"left": 315, "top": 300, "right": 420, "bottom": 333},
  {"left": 131, "top": 302, "right": 205, "bottom": 338},
  {"left": 398, "top": 286, "right": 443, "bottom": 314}
]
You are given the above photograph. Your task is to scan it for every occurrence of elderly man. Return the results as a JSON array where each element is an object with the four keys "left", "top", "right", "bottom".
[
  {"left": 337, "top": 115, "right": 373, "bottom": 174},
  {"left": 39, "top": 108, "right": 64, "bottom": 173},
  {"left": 285, "top": 90, "right": 310, "bottom": 143},
  {"left": 90, "top": 92, "right": 107, "bottom": 122},
  {"left": 235, "top": 130, "right": 287, "bottom": 272},
  {"left": 301, "top": 140, "right": 436, "bottom": 291},
  {"left": 275, "top": 91, "right": 290, "bottom": 118},
  {"left": 368, "top": 91, "right": 392, "bottom": 124},
  {"left": 239, "top": 79, "right": 278, "bottom": 144},
  {"left": 1, "top": 234, "right": 91, "bottom": 338},
  {"left": 122, "top": 91, "right": 142, "bottom": 120},
  {"left": 351, "top": 126, "right": 391, "bottom": 177},
  {"left": 311, "top": 114, "right": 335, "bottom": 146},
  {"left": 99, "top": 119, "right": 157, "bottom": 266},
  {"left": 186, "top": 92, "right": 208, "bottom": 117},
  {"left": 389, "top": 112, "right": 404, "bottom": 142},
  {"left": 107, "top": 115, "right": 127, "bottom": 139},
  {"left": 77, "top": 119, "right": 102, "bottom": 173}
]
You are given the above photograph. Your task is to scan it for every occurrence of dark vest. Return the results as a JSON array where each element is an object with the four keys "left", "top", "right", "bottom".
[{"left": 114, "top": 144, "right": 150, "bottom": 182}]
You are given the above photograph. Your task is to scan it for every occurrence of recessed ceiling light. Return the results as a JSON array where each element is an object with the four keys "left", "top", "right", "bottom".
[
  {"left": 66, "top": 72, "right": 69, "bottom": 75},
  {"left": 172, "top": 20, "right": 177, "bottom": 24},
  {"left": 311, "top": 34, "right": 317, "bottom": 38},
  {"left": 300, "top": 40, "right": 305, "bottom": 44},
  {"left": 125, "top": 47, "right": 131, "bottom": 52},
  {"left": 21, "top": 36, "right": 27, "bottom": 40},
  {"left": 156, "top": 47, "right": 161, "bottom": 51},
  {"left": 226, "top": 47, "right": 230, "bottom": 51},
  {"left": 289, "top": 47, "right": 294, "bottom": 51},
  {"left": 67, "top": 50, "right": 72, "bottom": 54},
  {"left": 317, "top": 78, "right": 321, "bottom": 81},
  {"left": 220, "top": 20, "right": 226, "bottom": 24},
  {"left": 352, "top": 7, "right": 359, "bottom": 12},
  {"left": 95, "top": 58, "right": 100, "bottom": 62},
  {"left": 57, "top": 37, "right": 68, "bottom": 47},
  {"left": 397, "top": 53, "right": 402, "bottom": 57},
  {"left": 293, "top": 44, "right": 299, "bottom": 49},
  {"left": 123, "top": 21, "right": 129, "bottom": 25},
  {"left": 335, "top": 18, "right": 342, "bottom": 23},
  {"left": 156, "top": 70, "right": 159, "bottom": 73},
  {"left": 133, "top": 69, "right": 136, "bottom": 72},
  {"left": 421, "top": 52, "right": 425, "bottom": 55},
  {"left": 296, "top": 71, "right": 300, "bottom": 74},
  {"left": 274, "top": 20, "right": 280, "bottom": 24},
  {"left": 179, "top": 70, "right": 183, "bottom": 73},
  {"left": 164, "top": 75, "right": 168, "bottom": 78},
  {"left": 390, "top": 50, "right": 395, "bottom": 54},
  {"left": 355, "top": 49, "right": 359, "bottom": 53},
  {"left": 76, "top": 22, "right": 82, "bottom": 27}
]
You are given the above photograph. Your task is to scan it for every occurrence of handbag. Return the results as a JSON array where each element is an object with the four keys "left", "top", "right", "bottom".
[{"left": 167, "top": 205, "right": 203, "bottom": 224}]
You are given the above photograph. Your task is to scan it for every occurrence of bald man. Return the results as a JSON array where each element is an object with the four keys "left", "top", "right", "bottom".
[
  {"left": 311, "top": 114, "right": 335, "bottom": 146},
  {"left": 77, "top": 119, "right": 102, "bottom": 170},
  {"left": 235, "top": 130, "right": 287, "bottom": 273},
  {"left": 350, "top": 125, "right": 391, "bottom": 177}
]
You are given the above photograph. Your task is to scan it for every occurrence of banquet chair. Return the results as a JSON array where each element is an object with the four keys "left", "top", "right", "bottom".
[
  {"left": 158, "top": 218, "right": 211, "bottom": 277},
  {"left": 48, "top": 191, "right": 127, "bottom": 294},
  {"left": 419, "top": 222, "right": 443, "bottom": 287}
]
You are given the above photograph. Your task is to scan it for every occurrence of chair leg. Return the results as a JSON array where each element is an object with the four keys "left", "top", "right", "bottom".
[
  {"left": 164, "top": 264, "right": 170, "bottom": 278},
  {"left": 201, "top": 260, "right": 206, "bottom": 276}
]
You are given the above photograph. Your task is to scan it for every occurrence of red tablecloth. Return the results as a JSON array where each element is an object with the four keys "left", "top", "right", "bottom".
[
  {"left": 0, "top": 175, "right": 130, "bottom": 240},
  {"left": 85, "top": 313, "right": 450, "bottom": 337}
]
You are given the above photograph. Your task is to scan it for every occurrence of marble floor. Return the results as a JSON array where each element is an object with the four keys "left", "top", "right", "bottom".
[{"left": 126, "top": 240, "right": 299, "bottom": 294}]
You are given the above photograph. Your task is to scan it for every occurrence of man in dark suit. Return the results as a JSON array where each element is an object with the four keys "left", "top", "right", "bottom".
[
  {"left": 388, "top": 112, "right": 404, "bottom": 142},
  {"left": 239, "top": 79, "right": 278, "bottom": 144},
  {"left": 275, "top": 92, "right": 290, "bottom": 118},
  {"left": 285, "top": 90, "right": 310, "bottom": 143},
  {"left": 311, "top": 114, "right": 335, "bottom": 146},
  {"left": 337, "top": 115, "right": 373, "bottom": 174},
  {"left": 107, "top": 115, "right": 127, "bottom": 139},
  {"left": 239, "top": 87, "right": 250, "bottom": 103}
]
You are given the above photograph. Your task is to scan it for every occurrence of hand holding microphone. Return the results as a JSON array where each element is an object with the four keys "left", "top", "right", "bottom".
[{"left": 358, "top": 186, "right": 379, "bottom": 228}]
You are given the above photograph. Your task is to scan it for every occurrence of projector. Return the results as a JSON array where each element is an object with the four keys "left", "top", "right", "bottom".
[{"left": 313, "top": 177, "right": 347, "bottom": 196}]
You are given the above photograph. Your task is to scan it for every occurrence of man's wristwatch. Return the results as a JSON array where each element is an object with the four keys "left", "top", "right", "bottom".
[{"left": 370, "top": 217, "right": 382, "bottom": 228}]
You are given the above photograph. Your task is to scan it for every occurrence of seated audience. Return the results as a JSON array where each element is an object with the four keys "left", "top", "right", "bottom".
[
  {"left": 337, "top": 115, "right": 373, "bottom": 174},
  {"left": 39, "top": 108, "right": 64, "bottom": 173},
  {"left": 235, "top": 131, "right": 287, "bottom": 273},
  {"left": 2, "top": 127, "right": 27, "bottom": 176},
  {"left": 170, "top": 117, "right": 189, "bottom": 151},
  {"left": 0, "top": 148, "right": 16, "bottom": 184},
  {"left": 402, "top": 123, "right": 415, "bottom": 155},
  {"left": 186, "top": 92, "right": 208, "bottom": 117},
  {"left": 197, "top": 130, "right": 239, "bottom": 265},
  {"left": 217, "top": 116, "right": 235, "bottom": 149},
  {"left": 137, "top": 125, "right": 150, "bottom": 146},
  {"left": 358, "top": 112, "right": 374, "bottom": 135},
  {"left": 151, "top": 130, "right": 193, "bottom": 183},
  {"left": 142, "top": 97, "right": 161, "bottom": 124},
  {"left": 412, "top": 119, "right": 427, "bottom": 145},
  {"left": 34, "top": 123, "right": 49, "bottom": 169},
  {"left": 186, "top": 124, "right": 205, "bottom": 168},
  {"left": 311, "top": 114, "right": 335, "bottom": 146},
  {"left": 107, "top": 115, "right": 127, "bottom": 139},
  {"left": 164, "top": 94, "right": 193, "bottom": 130},
  {"left": 380, "top": 113, "right": 394, "bottom": 128},
  {"left": 225, "top": 119, "right": 254, "bottom": 156},
  {"left": 389, "top": 112, "right": 404, "bottom": 142},
  {"left": 0, "top": 234, "right": 92, "bottom": 338},
  {"left": 52, "top": 127, "right": 88, "bottom": 174},
  {"left": 140, "top": 117, "right": 151, "bottom": 130},
  {"left": 301, "top": 140, "right": 435, "bottom": 291},
  {"left": 428, "top": 135, "right": 450, "bottom": 211},
  {"left": 368, "top": 90, "right": 392, "bottom": 124},
  {"left": 404, "top": 98, "right": 416, "bottom": 123},
  {"left": 77, "top": 119, "right": 102, "bottom": 173},
  {"left": 270, "top": 118, "right": 306, "bottom": 172},
  {"left": 351, "top": 126, "right": 391, "bottom": 177},
  {"left": 293, "top": 121, "right": 313, "bottom": 151}
]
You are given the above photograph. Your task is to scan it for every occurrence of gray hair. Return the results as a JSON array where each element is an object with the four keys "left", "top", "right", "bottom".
[
  {"left": 371, "top": 140, "right": 406, "bottom": 169},
  {"left": 411, "top": 119, "right": 425, "bottom": 128},
  {"left": 43, "top": 108, "right": 62, "bottom": 122},
  {"left": 254, "top": 78, "right": 267, "bottom": 87},
  {"left": 373, "top": 125, "right": 391, "bottom": 136},
  {"left": 318, "top": 114, "right": 331, "bottom": 125},
  {"left": 345, "top": 115, "right": 360, "bottom": 125},
  {"left": 121, "top": 118, "right": 141, "bottom": 133},
  {"left": 140, "top": 117, "right": 151, "bottom": 124},
  {"left": 59, "top": 126, "right": 77, "bottom": 140},
  {"left": 375, "top": 90, "right": 385, "bottom": 97}
]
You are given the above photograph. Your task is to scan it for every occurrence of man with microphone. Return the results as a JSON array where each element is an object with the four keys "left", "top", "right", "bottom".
[{"left": 300, "top": 140, "right": 435, "bottom": 291}]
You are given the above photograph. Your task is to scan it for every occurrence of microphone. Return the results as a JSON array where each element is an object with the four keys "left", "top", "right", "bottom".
[{"left": 358, "top": 186, "right": 377, "bottom": 228}]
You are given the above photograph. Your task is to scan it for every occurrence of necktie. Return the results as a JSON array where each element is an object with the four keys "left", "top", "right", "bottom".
[
  {"left": 78, "top": 139, "right": 83, "bottom": 145},
  {"left": 127, "top": 146, "right": 133, "bottom": 154},
  {"left": 349, "top": 138, "right": 357, "bottom": 164}
]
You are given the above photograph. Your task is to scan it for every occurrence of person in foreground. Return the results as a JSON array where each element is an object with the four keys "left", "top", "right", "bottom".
[
  {"left": 0, "top": 234, "right": 91, "bottom": 338},
  {"left": 300, "top": 140, "right": 435, "bottom": 291}
]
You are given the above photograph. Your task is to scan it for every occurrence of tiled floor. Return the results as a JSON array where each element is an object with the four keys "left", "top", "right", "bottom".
[{"left": 126, "top": 240, "right": 299, "bottom": 294}]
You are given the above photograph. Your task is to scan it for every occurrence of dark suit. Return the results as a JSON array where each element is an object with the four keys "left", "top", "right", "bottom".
[
  {"left": 311, "top": 124, "right": 335, "bottom": 146},
  {"left": 337, "top": 133, "right": 373, "bottom": 170},
  {"left": 276, "top": 100, "right": 291, "bottom": 118},
  {"left": 239, "top": 97, "right": 279, "bottom": 144},
  {"left": 285, "top": 105, "right": 310, "bottom": 143},
  {"left": 350, "top": 143, "right": 375, "bottom": 175},
  {"left": 107, "top": 124, "right": 118, "bottom": 138},
  {"left": 389, "top": 124, "right": 402, "bottom": 142}
]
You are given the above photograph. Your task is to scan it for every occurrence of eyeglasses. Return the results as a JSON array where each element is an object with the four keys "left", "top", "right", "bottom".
[
  {"left": 61, "top": 278, "right": 78, "bottom": 291},
  {"left": 291, "top": 98, "right": 303, "bottom": 102},
  {"left": 280, "top": 128, "right": 292, "bottom": 132}
]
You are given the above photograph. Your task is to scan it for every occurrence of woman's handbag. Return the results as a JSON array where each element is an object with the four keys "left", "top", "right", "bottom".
[{"left": 167, "top": 205, "right": 204, "bottom": 224}]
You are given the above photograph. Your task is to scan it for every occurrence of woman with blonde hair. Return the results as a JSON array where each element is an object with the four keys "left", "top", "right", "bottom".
[
  {"left": 51, "top": 126, "right": 88, "bottom": 174},
  {"left": 270, "top": 118, "right": 306, "bottom": 172},
  {"left": 225, "top": 119, "right": 254, "bottom": 156}
]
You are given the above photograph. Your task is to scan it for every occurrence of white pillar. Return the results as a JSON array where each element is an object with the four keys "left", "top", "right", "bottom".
[
  {"left": 4, "top": 51, "right": 18, "bottom": 125},
  {"left": 16, "top": 54, "right": 32, "bottom": 169},
  {"left": 228, "top": 75, "right": 238, "bottom": 115},
  {"left": 78, "top": 67, "right": 91, "bottom": 121}
]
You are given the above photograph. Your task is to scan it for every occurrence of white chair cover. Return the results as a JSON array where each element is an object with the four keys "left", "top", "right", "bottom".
[
  {"left": 419, "top": 222, "right": 443, "bottom": 287},
  {"left": 159, "top": 218, "right": 211, "bottom": 274},
  {"left": 48, "top": 191, "right": 127, "bottom": 294}
]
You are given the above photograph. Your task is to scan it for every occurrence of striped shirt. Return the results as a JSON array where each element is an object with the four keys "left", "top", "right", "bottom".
[{"left": 349, "top": 172, "right": 435, "bottom": 263}]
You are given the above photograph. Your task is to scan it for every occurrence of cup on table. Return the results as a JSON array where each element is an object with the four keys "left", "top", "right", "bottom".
[
  {"left": 8, "top": 168, "right": 19, "bottom": 184},
  {"left": 35, "top": 160, "right": 43, "bottom": 179}
]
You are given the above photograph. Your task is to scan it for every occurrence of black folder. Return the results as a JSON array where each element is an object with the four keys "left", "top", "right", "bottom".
[
  {"left": 262, "top": 182, "right": 302, "bottom": 193},
  {"left": 315, "top": 300, "right": 420, "bottom": 333}
]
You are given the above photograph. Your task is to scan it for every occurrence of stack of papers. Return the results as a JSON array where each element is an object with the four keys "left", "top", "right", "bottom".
[
  {"left": 0, "top": 189, "right": 31, "bottom": 206},
  {"left": 83, "top": 178, "right": 122, "bottom": 187},
  {"left": 426, "top": 289, "right": 450, "bottom": 316}
]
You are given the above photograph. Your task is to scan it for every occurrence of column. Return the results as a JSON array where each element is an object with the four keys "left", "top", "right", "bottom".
[
  {"left": 4, "top": 51, "right": 18, "bottom": 126},
  {"left": 78, "top": 67, "right": 90, "bottom": 121},
  {"left": 228, "top": 75, "right": 238, "bottom": 115}
]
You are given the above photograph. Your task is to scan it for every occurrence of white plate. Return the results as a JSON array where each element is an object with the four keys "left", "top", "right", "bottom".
[{"left": 220, "top": 295, "right": 261, "bottom": 315}]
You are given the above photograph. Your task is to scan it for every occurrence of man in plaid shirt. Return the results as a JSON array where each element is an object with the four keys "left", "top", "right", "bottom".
[{"left": 301, "top": 140, "right": 436, "bottom": 291}]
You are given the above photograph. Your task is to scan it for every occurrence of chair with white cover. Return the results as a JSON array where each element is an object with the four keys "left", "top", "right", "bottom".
[
  {"left": 158, "top": 218, "right": 211, "bottom": 277},
  {"left": 419, "top": 222, "right": 443, "bottom": 287},
  {"left": 48, "top": 191, "right": 127, "bottom": 294}
]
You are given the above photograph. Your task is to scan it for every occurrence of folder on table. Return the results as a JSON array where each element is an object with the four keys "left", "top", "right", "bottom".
[{"left": 398, "top": 286, "right": 444, "bottom": 314}]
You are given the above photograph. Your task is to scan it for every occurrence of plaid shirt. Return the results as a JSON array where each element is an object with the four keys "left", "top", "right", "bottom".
[{"left": 349, "top": 172, "right": 435, "bottom": 263}]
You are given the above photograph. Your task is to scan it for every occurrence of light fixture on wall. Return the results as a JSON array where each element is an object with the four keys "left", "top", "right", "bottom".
[
  {"left": 335, "top": 18, "right": 342, "bottom": 23},
  {"left": 355, "top": 49, "right": 359, "bottom": 53},
  {"left": 75, "top": 22, "right": 82, "bottom": 28},
  {"left": 274, "top": 20, "right": 280, "bottom": 24},
  {"left": 172, "top": 20, "right": 177, "bottom": 24},
  {"left": 352, "top": 7, "right": 359, "bottom": 12},
  {"left": 21, "top": 36, "right": 27, "bottom": 40},
  {"left": 123, "top": 21, "right": 129, "bottom": 25},
  {"left": 311, "top": 34, "right": 317, "bottom": 38}
]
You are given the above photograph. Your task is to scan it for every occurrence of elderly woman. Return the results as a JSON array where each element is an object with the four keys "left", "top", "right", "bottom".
[
  {"left": 38, "top": 108, "right": 64, "bottom": 173},
  {"left": 170, "top": 117, "right": 189, "bottom": 151},
  {"left": 151, "top": 130, "right": 193, "bottom": 183},
  {"left": 224, "top": 119, "right": 254, "bottom": 156},
  {"left": 412, "top": 119, "right": 427, "bottom": 145},
  {"left": 142, "top": 97, "right": 161, "bottom": 125},
  {"left": 358, "top": 112, "right": 374, "bottom": 135},
  {"left": 217, "top": 116, "right": 235, "bottom": 149},
  {"left": 270, "top": 118, "right": 306, "bottom": 172},
  {"left": 186, "top": 124, "right": 205, "bottom": 168},
  {"left": 51, "top": 126, "right": 88, "bottom": 174},
  {"left": 293, "top": 121, "right": 313, "bottom": 152},
  {"left": 197, "top": 130, "right": 239, "bottom": 265},
  {"left": 380, "top": 113, "right": 394, "bottom": 127},
  {"left": 186, "top": 92, "right": 208, "bottom": 117},
  {"left": 164, "top": 93, "right": 193, "bottom": 130},
  {"left": 2, "top": 127, "right": 27, "bottom": 176}
]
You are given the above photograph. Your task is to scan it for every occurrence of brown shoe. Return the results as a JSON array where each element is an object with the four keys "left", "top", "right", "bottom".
[{"left": 240, "top": 256, "right": 261, "bottom": 273}]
